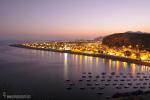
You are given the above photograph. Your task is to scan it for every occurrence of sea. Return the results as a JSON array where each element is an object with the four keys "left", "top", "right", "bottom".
[{"left": 0, "top": 40, "right": 150, "bottom": 100}]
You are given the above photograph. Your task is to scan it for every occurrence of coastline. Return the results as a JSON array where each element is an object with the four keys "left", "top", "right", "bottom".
[{"left": 10, "top": 44, "right": 150, "bottom": 66}]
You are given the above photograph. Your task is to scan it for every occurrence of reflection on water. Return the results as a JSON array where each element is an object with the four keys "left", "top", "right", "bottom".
[
  {"left": 64, "top": 53, "right": 68, "bottom": 79},
  {"left": 131, "top": 64, "right": 136, "bottom": 75},
  {"left": 61, "top": 53, "right": 150, "bottom": 99},
  {"left": 62, "top": 53, "right": 150, "bottom": 79}
]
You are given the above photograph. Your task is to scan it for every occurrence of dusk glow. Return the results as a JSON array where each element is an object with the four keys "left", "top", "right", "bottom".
[{"left": 1, "top": 0, "right": 150, "bottom": 40}]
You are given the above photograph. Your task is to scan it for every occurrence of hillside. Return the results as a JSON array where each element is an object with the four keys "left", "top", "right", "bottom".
[{"left": 102, "top": 31, "right": 150, "bottom": 51}]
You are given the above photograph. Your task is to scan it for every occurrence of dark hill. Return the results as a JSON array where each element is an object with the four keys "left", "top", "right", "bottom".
[{"left": 102, "top": 31, "right": 150, "bottom": 51}]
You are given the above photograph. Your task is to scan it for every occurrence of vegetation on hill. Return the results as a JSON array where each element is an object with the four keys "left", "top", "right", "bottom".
[{"left": 102, "top": 31, "right": 150, "bottom": 51}]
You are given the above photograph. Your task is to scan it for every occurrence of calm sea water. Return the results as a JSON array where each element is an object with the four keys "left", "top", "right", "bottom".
[{"left": 0, "top": 41, "right": 150, "bottom": 100}]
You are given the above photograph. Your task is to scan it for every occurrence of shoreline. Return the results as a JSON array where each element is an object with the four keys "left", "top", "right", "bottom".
[{"left": 10, "top": 44, "right": 150, "bottom": 66}]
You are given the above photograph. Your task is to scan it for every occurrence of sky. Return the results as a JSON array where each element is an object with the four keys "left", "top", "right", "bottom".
[{"left": 0, "top": 0, "right": 150, "bottom": 40}]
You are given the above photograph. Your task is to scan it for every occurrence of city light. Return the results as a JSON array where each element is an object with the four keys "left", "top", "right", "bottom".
[{"left": 21, "top": 40, "right": 150, "bottom": 63}]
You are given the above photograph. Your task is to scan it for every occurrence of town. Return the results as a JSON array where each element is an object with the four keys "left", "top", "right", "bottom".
[{"left": 22, "top": 40, "right": 150, "bottom": 63}]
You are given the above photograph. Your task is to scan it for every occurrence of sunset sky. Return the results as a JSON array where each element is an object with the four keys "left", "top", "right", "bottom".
[{"left": 0, "top": 0, "right": 150, "bottom": 40}]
